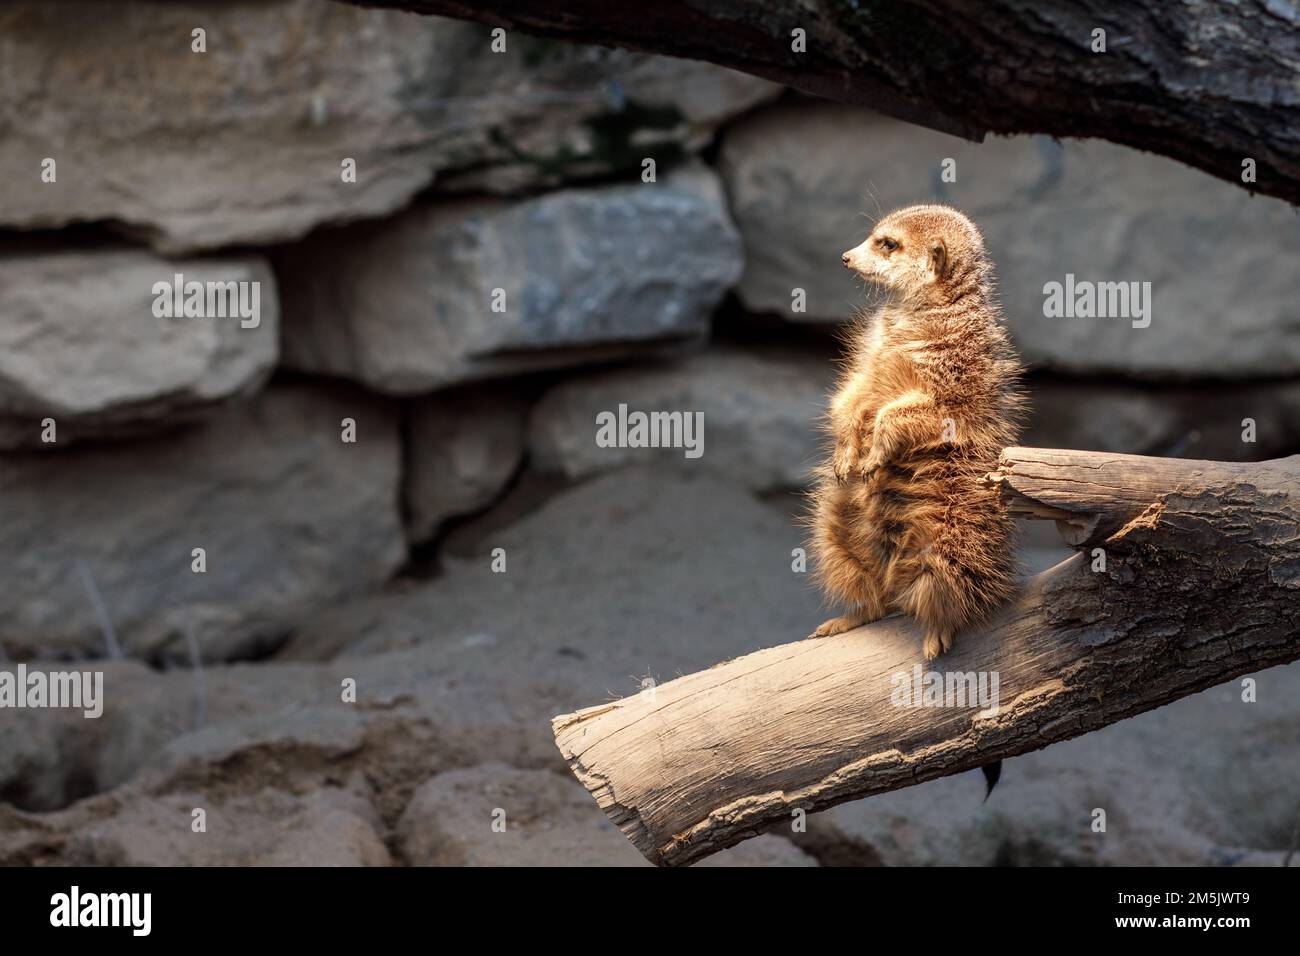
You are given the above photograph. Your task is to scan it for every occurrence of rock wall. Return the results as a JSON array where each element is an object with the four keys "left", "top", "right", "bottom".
[
  {"left": 1, "top": 0, "right": 1296, "bottom": 867},
  {"left": 720, "top": 102, "right": 1300, "bottom": 379},
  {"left": 0, "top": 0, "right": 779, "bottom": 252}
]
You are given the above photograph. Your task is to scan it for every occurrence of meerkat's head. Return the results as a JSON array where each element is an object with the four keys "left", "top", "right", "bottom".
[{"left": 841, "top": 204, "right": 987, "bottom": 301}]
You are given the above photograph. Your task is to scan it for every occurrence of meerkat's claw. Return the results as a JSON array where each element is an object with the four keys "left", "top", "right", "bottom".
[
  {"left": 831, "top": 447, "right": 856, "bottom": 484},
  {"left": 922, "top": 630, "right": 957, "bottom": 660},
  {"left": 860, "top": 447, "right": 887, "bottom": 475}
]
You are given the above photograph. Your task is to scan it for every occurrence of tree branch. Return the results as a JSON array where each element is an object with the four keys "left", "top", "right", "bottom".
[
  {"left": 551, "top": 448, "right": 1300, "bottom": 866},
  {"left": 348, "top": 1, "right": 1300, "bottom": 206}
]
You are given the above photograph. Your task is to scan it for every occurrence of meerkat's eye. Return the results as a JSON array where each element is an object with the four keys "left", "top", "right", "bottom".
[{"left": 877, "top": 237, "right": 900, "bottom": 252}]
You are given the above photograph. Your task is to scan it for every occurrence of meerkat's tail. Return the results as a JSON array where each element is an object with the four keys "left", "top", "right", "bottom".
[
  {"left": 981, "top": 760, "right": 1002, "bottom": 802},
  {"left": 904, "top": 554, "right": 1008, "bottom": 800}
]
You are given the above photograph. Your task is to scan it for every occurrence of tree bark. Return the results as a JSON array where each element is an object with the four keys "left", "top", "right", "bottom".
[
  {"left": 348, "top": 1, "right": 1300, "bottom": 206},
  {"left": 550, "top": 448, "right": 1300, "bottom": 866}
]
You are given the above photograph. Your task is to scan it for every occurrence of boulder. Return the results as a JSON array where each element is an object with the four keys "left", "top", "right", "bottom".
[
  {"left": 0, "top": 383, "right": 405, "bottom": 662},
  {"left": 525, "top": 353, "right": 1300, "bottom": 494},
  {"left": 0, "top": 649, "right": 566, "bottom": 815},
  {"left": 280, "top": 467, "right": 826, "bottom": 670},
  {"left": 0, "top": 251, "right": 277, "bottom": 449},
  {"left": 397, "top": 763, "right": 816, "bottom": 866},
  {"left": 529, "top": 344, "right": 835, "bottom": 492},
  {"left": 55, "top": 787, "right": 392, "bottom": 867},
  {"left": 0, "top": 776, "right": 391, "bottom": 866},
  {"left": 0, "top": 665, "right": 121, "bottom": 812},
  {"left": 719, "top": 103, "right": 1300, "bottom": 379},
  {"left": 0, "top": 1, "right": 778, "bottom": 253},
  {"left": 405, "top": 387, "right": 529, "bottom": 544},
  {"left": 1027, "top": 377, "right": 1300, "bottom": 461},
  {"left": 278, "top": 163, "right": 742, "bottom": 393}
]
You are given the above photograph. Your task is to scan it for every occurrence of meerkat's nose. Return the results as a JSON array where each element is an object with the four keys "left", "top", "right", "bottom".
[{"left": 841, "top": 252, "right": 852, "bottom": 267}]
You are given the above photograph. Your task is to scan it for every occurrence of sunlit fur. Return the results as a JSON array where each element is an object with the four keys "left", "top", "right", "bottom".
[{"left": 806, "top": 204, "right": 1025, "bottom": 660}]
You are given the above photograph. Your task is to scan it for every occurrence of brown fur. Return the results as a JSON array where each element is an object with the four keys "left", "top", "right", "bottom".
[{"left": 806, "top": 204, "right": 1025, "bottom": 659}]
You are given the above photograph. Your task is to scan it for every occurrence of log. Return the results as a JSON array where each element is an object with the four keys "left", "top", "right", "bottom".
[
  {"left": 349, "top": 0, "right": 1300, "bottom": 205},
  {"left": 550, "top": 448, "right": 1300, "bottom": 866}
]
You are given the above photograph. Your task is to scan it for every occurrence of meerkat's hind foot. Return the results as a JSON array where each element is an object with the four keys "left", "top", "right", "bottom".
[
  {"left": 922, "top": 628, "right": 956, "bottom": 661},
  {"left": 807, "top": 612, "right": 875, "bottom": 640}
]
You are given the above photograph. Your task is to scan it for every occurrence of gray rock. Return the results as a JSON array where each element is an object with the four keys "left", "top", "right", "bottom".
[
  {"left": 0, "top": 251, "right": 277, "bottom": 449},
  {"left": 1027, "top": 377, "right": 1300, "bottom": 461},
  {"left": 696, "top": 833, "right": 819, "bottom": 868},
  {"left": 529, "top": 344, "right": 835, "bottom": 492},
  {"left": 81, "top": 788, "right": 391, "bottom": 867},
  {"left": 0, "top": 669, "right": 392, "bottom": 865},
  {"left": 397, "top": 763, "right": 643, "bottom": 866},
  {"left": 0, "top": 1, "right": 778, "bottom": 253},
  {"left": 279, "top": 164, "right": 742, "bottom": 393},
  {"left": 719, "top": 103, "right": 1300, "bottom": 379},
  {"left": 397, "top": 763, "right": 815, "bottom": 866},
  {"left": 0, "top": 384, "right": 404, "bottom": 662},
  {"left": 1026, "top": 380, "right": 1185, "bottom": 458},
  {"left": 805, "top": 661, "right": 1300, "bottom": 866},
  {"left": 0, "top": 649, "right": 560, "bottom": 815},
  {"left": 282, "top": 467, "right": 826, "bottom": 670},
  {"left": 1, "top": 781, "right": 392, "bottom": 867},
  {"left": 151, "top": 707, "right": 368, "bottom": 779},
  {"left": 0, "top": 662, "right": 128, "bottom": 812},
  {"left": 0, "top": 658, "right": 393, "bottom": 815},
  {"left": 406, "top": 387, "right": 529, "bottom": 544}
]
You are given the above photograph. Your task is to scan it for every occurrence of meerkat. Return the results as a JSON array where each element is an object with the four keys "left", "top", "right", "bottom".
[{"left": 807, "top": 204, "right": 1025, "bottom": 660}]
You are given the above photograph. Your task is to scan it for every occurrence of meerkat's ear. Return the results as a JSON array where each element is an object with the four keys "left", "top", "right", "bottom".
[{"left": 929, "top": 239, "right": 949, "bottom": 281}]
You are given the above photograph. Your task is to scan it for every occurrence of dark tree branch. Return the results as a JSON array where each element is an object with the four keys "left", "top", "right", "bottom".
[{"left": 347, "top": 0, "right": 1300, "bottom": 206}]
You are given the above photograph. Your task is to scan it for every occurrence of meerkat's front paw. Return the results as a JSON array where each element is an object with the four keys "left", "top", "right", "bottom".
[
  {"left": 807, "top": 614, "right": 868, "bottom": 639},
  {"left": 831, "top": 441, "right": 861, "bottom": 483},
  {"left": 859, "top": 443, "right": 889, "bottom": 478}
]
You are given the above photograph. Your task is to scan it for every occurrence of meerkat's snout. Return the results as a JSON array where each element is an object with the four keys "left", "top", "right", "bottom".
[{"left": 841, "top": 240, "right": 873, "bottom": 277}]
